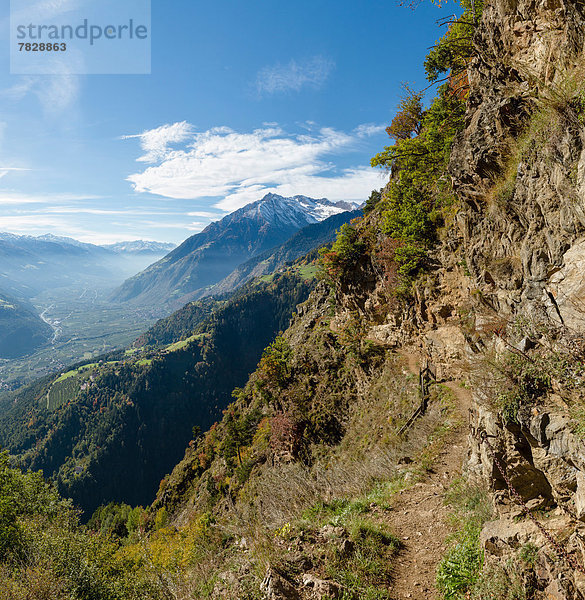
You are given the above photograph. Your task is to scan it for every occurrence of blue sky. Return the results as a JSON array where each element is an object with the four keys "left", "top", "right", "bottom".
[{"left": 0, "top": 0, "right": 454, "bottom": 244}]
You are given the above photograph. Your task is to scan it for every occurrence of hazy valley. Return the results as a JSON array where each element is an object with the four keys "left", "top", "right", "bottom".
[{"left": 0, "top": 235, "right": 176, "bottom": 388}]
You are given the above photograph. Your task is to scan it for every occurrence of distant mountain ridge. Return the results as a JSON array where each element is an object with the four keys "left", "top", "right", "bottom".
[
  {"left": 101, "top": 240, "right": 177, "bottom": 255},
  {"left": 0, "top": 232, "right": 175, "bottom": 298},
  {"left": 110, "top": 193, "right": 356, "bottom": 307},
  {"left": 0, "top": 233, "right": 175, "bottom": 256}
]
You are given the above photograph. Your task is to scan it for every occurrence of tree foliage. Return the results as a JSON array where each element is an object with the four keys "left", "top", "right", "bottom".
[
  {"left": 424, "top": 0, "right": 482, "bottom": 84},
  {"left": 367, "top": 0, "right": 480, "bottom": 283},
  {"left": 319, "top": 221, "right": 366, "bottom": 282},
  {"left": 0, "top": 452, "right": 161, "bottom": 599},
  {"left": 386, "top": 87, "right": 424, "bottom": 140}
]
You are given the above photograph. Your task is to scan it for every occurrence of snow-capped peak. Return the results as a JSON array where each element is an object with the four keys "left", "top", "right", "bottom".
[{"left": 233, "top": 193, "right": 357, "bottom": 229}]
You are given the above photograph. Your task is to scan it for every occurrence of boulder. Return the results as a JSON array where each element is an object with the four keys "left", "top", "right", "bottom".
[
  {"left": 261, "top": 567, "right": 300, "bottom": 600},
  {"left": 301, "top": 574, "right": 343, "bottom": 599}
]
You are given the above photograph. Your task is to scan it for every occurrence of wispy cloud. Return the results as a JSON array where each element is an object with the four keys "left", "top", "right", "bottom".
[
  {"left": 0, "top": 192, "right": 101, "bottom": 205},
  {"left": 187, "top": 211, "right": 226, "bottom": 218},
  {"left": 10, "top": 0, "right": 81, "bottom": 22},
  {"left": 121, "top": 121, "right": 195, "bottom": 163},
  {"left": 2, "top": 75, "right": 80, "bottom": 116},
  {"left": 40, "top": 206, "right": 179, "bottom": 216},
  {"left": 256, "top": 56, "right": 334, "bottom": 96},
  {"left": 354, "top": 123, "right": 386, "bottom": 138},
  {"left": 0, "top": 167, "right": 31, "bottom": 179},
  {"left": 124, "top": 122, "right": 386, "bottom": 211},
  {"left": 0, "top": 214, "right": 74, "bottom": 231},
  {"left": 135, "top": 220, "right": 207, "bottom": 232}
]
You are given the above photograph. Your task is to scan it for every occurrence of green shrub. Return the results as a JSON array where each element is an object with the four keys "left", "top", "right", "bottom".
[
  {"left": 319, "top": 222, "right": 366, "bottom": 283},
  {"left": 437, "top": 534, "right": 484, "bottom": 599},
  {"left": 437, "top": 479, "right": 493, "bottom": 599},
  {"left": 518, "top": 542, "right": 538, "bottom": 567},
  {"left": 494, "top": 352, "right": 553, "bottom": 422}
]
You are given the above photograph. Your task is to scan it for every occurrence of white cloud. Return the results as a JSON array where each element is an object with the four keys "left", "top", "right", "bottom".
[
  {"left": 125, "top": 123, "right": 384, "bottom": 211},
  {"left": 122, "top": 121, "right": 195, "bottom": 163},
  {"left": 256, "top": 56, "right": 334, "bottom": 96}
]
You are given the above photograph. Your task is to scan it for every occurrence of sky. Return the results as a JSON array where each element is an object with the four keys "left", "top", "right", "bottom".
[{"left": 0, "top": 0, "right": 456, "bottom": 244}]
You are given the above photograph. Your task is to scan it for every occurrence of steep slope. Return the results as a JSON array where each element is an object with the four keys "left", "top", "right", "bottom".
[
  {"left": 0, "top": 270, "right": 315, "bottom": 516},
  {"left": 201, "top": 209, "right": 362, "bottom": 298},
  {"left": 8, "top": 0, "right": 585, "bottom": 597},
  {"left": 0, "top": 292, "right": 53, "bottom": 358},
  {"left": 110, "top": 194, "right": 354, "bottom": 307}
]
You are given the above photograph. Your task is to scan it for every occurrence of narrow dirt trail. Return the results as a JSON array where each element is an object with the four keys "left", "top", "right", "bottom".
[{"left": 387, "top": 355, "right": 472, "bottom": 600}]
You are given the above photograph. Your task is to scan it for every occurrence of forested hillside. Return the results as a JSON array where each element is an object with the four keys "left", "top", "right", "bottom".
[
  {"left": 0, "top": 294, "right": 53, "bottom": 358},
  {"left": 0, "top": 292, "right": 53, "bottom": 358},
  {"left": 0, "top": 270, "right": 314, "bottom": 516}
]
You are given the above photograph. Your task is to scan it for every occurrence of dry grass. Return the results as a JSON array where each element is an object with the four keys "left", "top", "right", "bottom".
[
  {"left": 130, "top": 356, "right": 463, "bottom": 599},
  {"left": 232, "top": 379, "right": 458, "bottom": 541}
]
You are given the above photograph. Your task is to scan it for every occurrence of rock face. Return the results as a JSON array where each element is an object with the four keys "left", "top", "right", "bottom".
[
  {"left": 451, "top": 0, "right": 585, "bottom": 324},
  {"left": 549, "top": 240, "right": 585, "bottom": 330},
  {"left": 415, "top": 0, "right": 585, "bottom": 595}
]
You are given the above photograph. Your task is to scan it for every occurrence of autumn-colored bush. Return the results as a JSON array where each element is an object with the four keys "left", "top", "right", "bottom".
[
  {"left": 270, "top": 413, "right": 303, "bottom": 458},
  {"left": 386, "top": 87, "right": 424, "bottom": 141},
  {"left": 319, "top": 221, "right": 366, "bottom": 283}
]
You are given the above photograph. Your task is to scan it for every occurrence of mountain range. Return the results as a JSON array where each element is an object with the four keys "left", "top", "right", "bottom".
[
  {"left": 201, "top": 208, "right": 362, "bottom": 298},
  {"left": 111, "top": 194, "right": 356, "bottom": 307},
  {"left": 101, "top": 240, "right": 177, "bottom": 255},
  {"left": 0, "top": 233, "right": 176, "bottom": 299}
]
